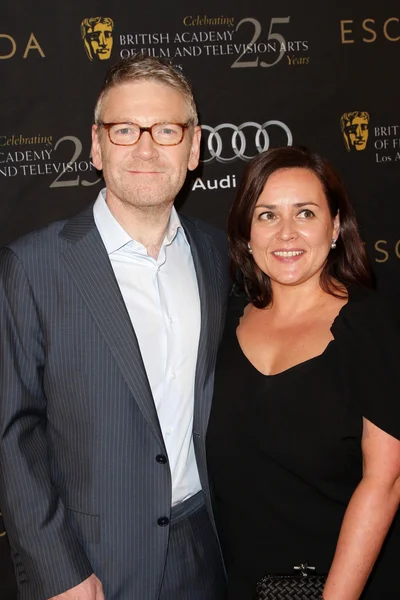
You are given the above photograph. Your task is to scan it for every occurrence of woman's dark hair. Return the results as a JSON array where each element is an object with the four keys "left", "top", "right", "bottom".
[{"left": 228, "top": 146, "right": 372, "bottom": 308}]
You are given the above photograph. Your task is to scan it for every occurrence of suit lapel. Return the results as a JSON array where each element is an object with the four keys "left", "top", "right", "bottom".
[
  {"left": 60, "top": 206, "right": 164, "bottom": 447},
  {"left": 182, "top": 218, "right": 224, "bottom": 436}
]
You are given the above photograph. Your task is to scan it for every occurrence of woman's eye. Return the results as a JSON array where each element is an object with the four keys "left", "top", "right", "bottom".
[
  {"left": 299, "top": 209, "right": 315, "bottom": 218},
  {"left": 259, "top": 212, "right": 276, "bottom": 221}
]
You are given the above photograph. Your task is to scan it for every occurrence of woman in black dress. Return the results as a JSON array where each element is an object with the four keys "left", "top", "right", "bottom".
[{"left": 206, "top": 147, "right": 400, "bottom": 599}]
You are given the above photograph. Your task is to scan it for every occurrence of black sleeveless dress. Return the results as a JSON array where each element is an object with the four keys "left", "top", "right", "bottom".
[{"left": 206, "top": 286, "right": 400, "bottom": 599}]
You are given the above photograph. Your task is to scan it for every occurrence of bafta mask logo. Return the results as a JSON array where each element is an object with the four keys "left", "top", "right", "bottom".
[
  {"left": 340, "top": 111, "right": 370, "bottom": 152},
  {"left": 81, "top": 17, "right": 114, "bottom": 61}
]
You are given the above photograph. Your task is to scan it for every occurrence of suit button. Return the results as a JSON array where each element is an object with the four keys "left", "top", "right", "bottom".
[
  {"left": 156, "top": 454, "right": 168, "bottom": 464},
  {"left": 157, "top": 516, "right": 170, "bottom": 527}
]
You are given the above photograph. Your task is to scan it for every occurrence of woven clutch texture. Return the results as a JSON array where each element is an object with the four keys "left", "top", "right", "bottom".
[{"left": 254, "top": 563, "right": 326, "bottom": 600}]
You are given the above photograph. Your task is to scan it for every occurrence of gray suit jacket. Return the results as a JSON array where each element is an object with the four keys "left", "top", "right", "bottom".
[{"left": 0, "top": 205, "right": 231, "bottom": 600}]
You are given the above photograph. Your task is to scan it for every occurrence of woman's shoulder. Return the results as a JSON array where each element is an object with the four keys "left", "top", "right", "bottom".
[
  {"left": 333, "top": 285, "right": 399, "bottom": 339},
  {"left": 346, "top": 284, "right": 387, "bottom": 310},
  {"left": 333, "top": 285, "right": 400, "bottom": 439}
]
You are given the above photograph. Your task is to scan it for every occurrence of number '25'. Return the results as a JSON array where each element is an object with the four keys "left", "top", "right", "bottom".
[{"left": 232, "top": 17, "right": 290, "bottom": 69}]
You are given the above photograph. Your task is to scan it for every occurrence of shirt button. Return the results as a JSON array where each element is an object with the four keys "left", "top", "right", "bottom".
[
  {"left": 165, "top": 428, "right": 172, "bottom": 436},
  {"left": 171, "top": 370, "right": 176, "bottom": 380},
  {"left": 156, "top": 454, "right": 168, "bottom": 464},
  {"left": 157, "top": 516, "right": 170, "bottom": 527}
]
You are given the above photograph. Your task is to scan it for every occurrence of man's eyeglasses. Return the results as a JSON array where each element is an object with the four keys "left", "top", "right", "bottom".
[{"left": 97, "top": 121, "right": 190, "bottom": 146}]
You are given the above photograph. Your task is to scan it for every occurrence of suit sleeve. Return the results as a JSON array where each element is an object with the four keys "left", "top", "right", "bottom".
[{"left": 0, "top": 247, "right": 93, "bottom": 599}]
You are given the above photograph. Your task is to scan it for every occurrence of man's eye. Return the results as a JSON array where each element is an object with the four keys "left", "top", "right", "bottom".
[
  {"left": 155, "top": 126, "right": 180, "bottom": 136},
  {"left": 115, "top": 127, "right": 133, "bottom": 135}
]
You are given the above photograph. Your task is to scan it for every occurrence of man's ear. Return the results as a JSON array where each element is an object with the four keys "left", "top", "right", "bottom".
[
  {"left": 188, "top": 126, "right": 201, "bottom": 172},
  {"left": 91, "top": 124, "right": 103, "bottom": 171}
]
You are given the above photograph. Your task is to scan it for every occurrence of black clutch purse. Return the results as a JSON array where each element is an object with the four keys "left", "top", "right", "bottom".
[{"left": 254, "top": 562, "right": 326, "bottom": 600}]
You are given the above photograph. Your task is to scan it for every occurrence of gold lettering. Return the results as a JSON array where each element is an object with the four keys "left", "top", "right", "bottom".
[
  {"left": 23, "top": 33, "right": 45, "bottom": 58},
  {"left": 0, "top": 34, "right": 16, "bottom": 59},
  {"left": 384, "top": 17, "right": 400, "bottom": 42},
  {"left": 362, "top": 19, "right": 377, "bottom": 43},
  {"left": 395, "top": 240, "right": 400, "bottom": 259},
  {"left": 340, "top": 20, "right": 354, "bottom": 44},
  {"left": 375, "top": 240, "right": 389, "bottom": 263},
  {"left": 183, "top": 16, "right": 192, "bottom": 26}
]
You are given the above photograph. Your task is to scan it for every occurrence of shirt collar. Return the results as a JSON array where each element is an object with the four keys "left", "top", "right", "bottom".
[
  {"left": 165, "top": 204, "right": 185, "bottom": 246},
  {"left": 93, "top": 188, "right": 188, "bottom": 255}
]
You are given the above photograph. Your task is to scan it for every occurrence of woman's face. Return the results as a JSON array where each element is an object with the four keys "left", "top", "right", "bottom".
[{"left": 249, "top": 167, "right": 340, "bottom": 289}]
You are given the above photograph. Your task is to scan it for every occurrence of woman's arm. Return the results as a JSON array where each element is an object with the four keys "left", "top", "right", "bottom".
[{"left": 322, "top": 417, "right": 400, "bottom": 600}]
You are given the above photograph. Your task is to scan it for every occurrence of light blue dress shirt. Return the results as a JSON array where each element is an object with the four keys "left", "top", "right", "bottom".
[{"left": 93, "top": 189, "right": 201, "bottom": 505}]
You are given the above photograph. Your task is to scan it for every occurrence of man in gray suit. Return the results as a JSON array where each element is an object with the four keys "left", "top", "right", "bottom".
[{"left": 0, "top": 55, "right": 230, "bottom": 600}]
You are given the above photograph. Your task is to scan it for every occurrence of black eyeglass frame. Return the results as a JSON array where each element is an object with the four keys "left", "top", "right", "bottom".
[{"left": 97, "top": 121, "right": 191, "bottom": 146}]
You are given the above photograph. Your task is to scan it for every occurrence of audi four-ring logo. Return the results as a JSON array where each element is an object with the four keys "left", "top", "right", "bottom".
[{"left": 200, "top": 121, "right": 293, "bottom": 163}]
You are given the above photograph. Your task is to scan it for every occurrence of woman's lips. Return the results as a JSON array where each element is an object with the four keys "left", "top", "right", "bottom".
[{"left": 271, "top": 249, "right": 305, "bottom": 261}]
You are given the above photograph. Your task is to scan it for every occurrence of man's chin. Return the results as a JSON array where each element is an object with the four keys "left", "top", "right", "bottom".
[{"left": 120, "top": 187, "right": 177, "bottom": 209}]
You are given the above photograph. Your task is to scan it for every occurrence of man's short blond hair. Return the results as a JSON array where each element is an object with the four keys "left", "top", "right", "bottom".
[{"left": 94, "top": 54, "right": 198, "bottom": 126}]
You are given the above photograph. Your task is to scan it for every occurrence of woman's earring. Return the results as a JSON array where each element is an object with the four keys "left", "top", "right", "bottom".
[
  {"left": 248, "top": 243, "right": 252, "bottom": 254},
  {"left": 331, "top": 239, "right": 337, "bottom": 250}
]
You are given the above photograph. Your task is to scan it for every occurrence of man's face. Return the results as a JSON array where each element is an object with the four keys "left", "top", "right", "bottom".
[
  {"left": 91, "top": 81, "right": 201, "bottom": 212},
  {"left": 86, "top": 23, "right": 113, "bottom": 60},
  {"left": 346, "top": 116, "right": 369, "bottom": 151}
]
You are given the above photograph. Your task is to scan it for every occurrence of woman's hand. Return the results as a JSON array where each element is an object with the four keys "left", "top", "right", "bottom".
[{"left": 47, "top": 574, "right": 104, "bottom": 600}]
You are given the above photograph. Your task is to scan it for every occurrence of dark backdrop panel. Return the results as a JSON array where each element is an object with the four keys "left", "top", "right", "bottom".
[{"left": 1, "top": 1, "right": 399, "bottom": 596}]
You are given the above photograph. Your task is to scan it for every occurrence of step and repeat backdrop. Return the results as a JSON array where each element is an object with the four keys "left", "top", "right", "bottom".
[{"left": 1, "top": 0, "right": 399, "bottom": 595}]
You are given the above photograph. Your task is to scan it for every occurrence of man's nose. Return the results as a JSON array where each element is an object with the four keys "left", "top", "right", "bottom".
[{"left": 130, "top": 131, "right": 159, "bottom": 160}]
